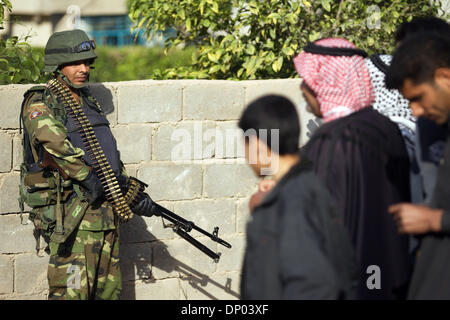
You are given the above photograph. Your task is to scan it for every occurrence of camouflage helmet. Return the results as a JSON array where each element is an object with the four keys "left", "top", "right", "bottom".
[{"left": 44, "top": 29, "right": 97, "bottom": 72}]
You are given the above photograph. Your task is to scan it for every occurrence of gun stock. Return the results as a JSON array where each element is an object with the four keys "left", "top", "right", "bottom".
[{"left": 41, "top": 151, "right": 70, "bottom": 180}]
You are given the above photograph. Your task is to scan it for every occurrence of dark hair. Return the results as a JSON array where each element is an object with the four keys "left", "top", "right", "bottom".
[
  {"left": 238, "top": 94, "right": 300, "bottom": 155},
  {"left": 385, "top": 33, "right": 450, "bottom": 90},
  {"left": 395, "top": 16, "right": 450, "bottom": 44}
]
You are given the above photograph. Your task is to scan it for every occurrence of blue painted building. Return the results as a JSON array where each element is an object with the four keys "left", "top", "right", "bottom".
[
  {"left": 4, "top": 0, "right": 174, "bottom": 48},
  {"left": 82, "top": 15, "right": 147, "bottom": 46}
]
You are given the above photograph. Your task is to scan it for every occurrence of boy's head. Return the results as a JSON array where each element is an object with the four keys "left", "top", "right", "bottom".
[
  {"left": 238, "top": 95, "right": 300, "bottom": 176},
  {"left": 386, "top": 33, "right": 450, "bottom": 125}
]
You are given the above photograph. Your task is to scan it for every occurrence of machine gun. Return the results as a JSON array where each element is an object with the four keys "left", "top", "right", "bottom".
[
  {"left": 138, "top": 202, "right": 232, "bottom": 263},
  {"left": 39, "top": 148, "right": 231, "bottom": 262}
]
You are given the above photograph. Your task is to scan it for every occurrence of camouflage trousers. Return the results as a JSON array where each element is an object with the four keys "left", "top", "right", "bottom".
[{"left": 47, "top": 227, "right": 122, "bottom": 300}]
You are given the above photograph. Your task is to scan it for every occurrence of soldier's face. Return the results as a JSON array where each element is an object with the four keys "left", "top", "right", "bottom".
[{"left": 60, "top": 59, "right": 92, "bottom": 85}]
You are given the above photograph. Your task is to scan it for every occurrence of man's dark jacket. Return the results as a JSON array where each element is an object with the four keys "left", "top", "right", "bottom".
[
  {"left": 241, "top": 159, "right": 359, "bottom": 300},
  {"left": 408, "top": 117, "right": 450, "bottom": 299},
  {"left": 301, "top": 107, "right": 412, "bottom": 300}
]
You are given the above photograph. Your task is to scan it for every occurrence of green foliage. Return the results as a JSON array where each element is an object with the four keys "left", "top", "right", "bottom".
[
  {"left": 15, "top": 45, "right": 194, "bottom": 84},
  {"left": 128, "top": 0, "right": 446, "bottom": 80},
  {"left": 0, "top": 0, "right": 48, "bottom": 85},
  {"left": 0, "top": 37, "right": 48, "bottom": 84},
  {"left": 86, "top": 46, "right": 195, "bottom": 82},
  {"left": 32, "top": 46, "right": 193, "bottom": 83},
  {"left": 0, "top": 0, "right": 11, "bottom": 28}
]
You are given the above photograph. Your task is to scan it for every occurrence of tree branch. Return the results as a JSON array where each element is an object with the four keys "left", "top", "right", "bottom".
[{"left": 333, "top": 0, "right": 345, "bottom": 36}]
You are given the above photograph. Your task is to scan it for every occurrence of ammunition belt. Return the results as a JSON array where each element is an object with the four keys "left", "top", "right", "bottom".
[
  {"left": 124, "top": 177, "right": 147, "bottom": 207},
  {"left": 46, "top": 78, "right": 134, "bottom": 223}
]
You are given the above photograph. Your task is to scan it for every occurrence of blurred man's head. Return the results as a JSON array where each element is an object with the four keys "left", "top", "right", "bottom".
[
  {"left": 239, "top": 95, "right": 300, "bottom": 177},
  {"left": 300, "top": 81, "right": 321, "bottom": 117},
  {"left": 395, "top": 16, "right": 450, "bottom": 46},
  {"left": 386, "top": 34, "right": 450, "bottom": 125}
]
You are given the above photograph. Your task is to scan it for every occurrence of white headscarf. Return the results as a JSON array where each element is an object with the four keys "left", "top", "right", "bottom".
[{"left": 365, "top": 54, "right": 416, "bottom": 138}]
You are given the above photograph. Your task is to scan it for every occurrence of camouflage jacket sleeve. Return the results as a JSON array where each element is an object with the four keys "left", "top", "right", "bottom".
[{"left": 22, "top": 92, "right": 90, "bottom": 181}]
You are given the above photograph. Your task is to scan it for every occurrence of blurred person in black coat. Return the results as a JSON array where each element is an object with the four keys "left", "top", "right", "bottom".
[{"left": 239, "top": 95, "right": 359, "bottom": 300}]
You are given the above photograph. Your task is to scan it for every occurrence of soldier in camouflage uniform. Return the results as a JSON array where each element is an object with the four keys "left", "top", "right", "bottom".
[{"left": 19, "top": 30, "right": 154, "bottom": 300}]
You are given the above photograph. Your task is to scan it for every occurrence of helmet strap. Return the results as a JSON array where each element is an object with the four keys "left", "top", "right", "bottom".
[{"left": 56, "top": 69, "right": 89, "bottom": 90}]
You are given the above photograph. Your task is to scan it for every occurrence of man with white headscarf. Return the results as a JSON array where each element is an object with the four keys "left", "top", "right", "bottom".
[{"left": 366, "top": 54, "right": 422, "bottom": 204}]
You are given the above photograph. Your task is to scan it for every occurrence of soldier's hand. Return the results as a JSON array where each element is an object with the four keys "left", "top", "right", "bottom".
[
  {"left": 134, "top": 193, "right": 156, "bottom": 217},
  {"left": 79, "top": 171, "right": 104, "bottom": 204}
]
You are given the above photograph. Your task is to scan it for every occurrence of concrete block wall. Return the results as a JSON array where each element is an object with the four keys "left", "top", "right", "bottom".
[{"left": 0, "top": 79, "right": 317, "bottom": 300}]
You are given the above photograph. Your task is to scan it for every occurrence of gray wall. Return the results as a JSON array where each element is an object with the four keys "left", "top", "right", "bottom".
[{"left": 0, "top": 79, "right": 317, "bottom": 300}]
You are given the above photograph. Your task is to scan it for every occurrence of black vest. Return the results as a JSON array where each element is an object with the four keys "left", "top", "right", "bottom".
[{"left": 65, "top": 95, "right": 122, "bottom": 178}]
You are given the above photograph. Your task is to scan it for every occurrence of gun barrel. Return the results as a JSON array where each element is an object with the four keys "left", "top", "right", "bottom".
[
  {"left": 174, "top": 227, "right": 221, "bottom": 263},
  {"left": 154, "top": 203, "right": 232, "bottom": 249},
  {"left": 136, "top": 200, "right": 232, "bottom": 262}
]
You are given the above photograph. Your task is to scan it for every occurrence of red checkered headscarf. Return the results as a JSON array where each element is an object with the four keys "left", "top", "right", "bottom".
[{"left": 294, "top": 38, "right": 374, "bottom": 123}]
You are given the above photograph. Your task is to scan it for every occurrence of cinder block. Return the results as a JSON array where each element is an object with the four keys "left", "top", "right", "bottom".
[
  {"left": 0, "top": 84, "right": 34, "bottom": 129},
  {"left": 119, "top": 242, "right": 153, "bottom": 282},
  {"left": 214, "top": 121, "right": 245, "bottom": 159},
  {"left": 299, "top": 107, "right": 322, "bottom": 146},
  {"left": 0, "top": 255, "right": 14, "bottom": 294},
  {"left": 183, "top": 81, "right": 245, "bottom": 120},
  {"left": 244, "top": 79, "right": 303, "bottom": 106},
  {"left": 89, "top": 83, "right": 118, "bottom": 126},
  {"left": 15, "top": 253, "right": 49, "bottom": 294},
  {"left": 132, "top": 278, "right": 180, "bottom": 300},
  {"left": 0, "top": 172, "right": 21, "bottom": 214},
  {"left": 180, "top": 271, "right": 241, "bottom": 300},
  {"left": 151, "top": 239, "right": 183, "bottom": 280},
  {"left": 173, "top": 199, "right": 236, "bottom": 235},
  {"left": 142, "top": 204, "right": 177, "bottom": 242},
  {"left": 138, "top": 163, "right": 202, "bottom": 201},
  {"left": 123, "top": 164, "right": 137, "bottom": 178},
  {"left": 112, "top": 124, "right": 152, "bottom": 164},
  {"left": 236, "top": 197, "right": 251, "bottom": 234},
  {"left": 215, "top": 235, "right": 246, "bottom": 273},
  {"left": 0, "top": 292, "right": 48, "bottom": 300},
  {"left": 153, "top": 121, "right": 215, "bottom": 161},
  {"left": 120, "top": 202, "right": 176, "bottom": 244},
  {"left": 120, "top": 215, "right": 172, "bottom": 244},
  {"left": 151, "top": 238, "right": 216, "bottom": 280},
  {"left": 0, "top": 214, "right": 36, "bottom": 253},
  {"left": 117, "top": 82, "right": 182, "bottom": 123},
  {"left": 204, "top": 164, "right": 259, "bottom": 198},
  {"left": 12, "top": 133, "right": 22, "bottom": 171},
  {"left": 0, "top": 132, "right": 12, "bottom": 172}
]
